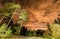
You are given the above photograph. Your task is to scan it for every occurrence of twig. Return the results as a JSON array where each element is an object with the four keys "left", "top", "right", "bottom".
[{"left": 0, "top": 16, "right": 5, "bottom": 24}]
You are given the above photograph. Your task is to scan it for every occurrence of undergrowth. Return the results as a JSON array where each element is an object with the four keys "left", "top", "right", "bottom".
[
  {"left": 0, "top": 24, "right": 12, "bottom": 39},
  {"left": 0, "top": 2, "right": 28, "bottom": 39},
  {"left": 50, "top": 23, "right": 60, "bottom": 39}
]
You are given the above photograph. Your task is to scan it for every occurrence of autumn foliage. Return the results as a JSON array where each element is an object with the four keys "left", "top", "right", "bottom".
[
  {"left": 0, "top": 0, "right": 60, "bottom": 31},
  {"left": 18, "top": 0, "right": 60, "bottom": 30}
]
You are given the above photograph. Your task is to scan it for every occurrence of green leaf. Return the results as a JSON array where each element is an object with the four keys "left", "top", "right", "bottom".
[
  {"left": 19, "top": 9, "right": 28, "bottom": 22},
  {"left": 0, "top": 24, "right": 12, "bottom": 39}
]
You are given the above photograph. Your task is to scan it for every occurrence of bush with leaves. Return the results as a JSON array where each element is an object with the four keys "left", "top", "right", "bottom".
[
  {"left": 0, "top": 3, "right": 21, "bottom": 17},
  {"left": 0, "top": 3, "right": 21, "bottom": 37},
  {"left": 19, "top": 9, "right": 28, "bottom": 22},
  {"left": 14, "top": 25, "right": 22, "bottom": 35},
  {"left": 0, "top": 3, "right": 21, "bottom": 24},
  {"left": 50, "top": 23, "right": 60, "bottom": 39},
  {"left": 0, "top": 24, "right": 12, "bottom": 39},
  {"left": 13, "top": 9, "right": 28, "bottom": 35},
  {"left": 0, "top": 2, "right": 28, "bottom": 37}
]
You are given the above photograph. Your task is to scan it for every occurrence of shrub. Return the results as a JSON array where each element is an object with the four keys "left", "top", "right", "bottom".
[
  {"left": 26, "top": 30, "right": 36, "bottom": 37},
  {"left": 0, "top": 3, "right": 21, "bottom": 17},
  {"left": 0, "top": 24, "right": 12, "bottom": 39},
  {"left": 18, "top": 9, "right": 28, "bottom": 23},
  {"left": 50, "top": 23, "right": 60, "bottom": 39},
  {"left": 14, "top": 25, "right": 22, "bottom": 35},
  {"left": 0, "top": 2, "right": 28, "bottom": 38}
]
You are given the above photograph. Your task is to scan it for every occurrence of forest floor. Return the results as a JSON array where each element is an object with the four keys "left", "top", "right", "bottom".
[{"left": 7, "top": 36, "right": 46, "bottom": 39}]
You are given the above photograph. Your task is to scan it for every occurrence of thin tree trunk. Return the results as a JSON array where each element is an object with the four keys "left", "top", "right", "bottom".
[
  {"left": 7, "top": 8, "right": 22, "bottom": 27},
  {"left": 0, "top": 16, "right": 5, "bottom": 24}
]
